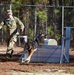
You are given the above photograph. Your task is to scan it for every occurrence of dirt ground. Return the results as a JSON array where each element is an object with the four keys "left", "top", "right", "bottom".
[{"left": 0, "top": 44, "right": 74, "bottom": 75}]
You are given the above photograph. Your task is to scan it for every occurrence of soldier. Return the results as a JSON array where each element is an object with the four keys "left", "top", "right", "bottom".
[{"left": 0, "top": 10, "right": 25, "bottom": 59}]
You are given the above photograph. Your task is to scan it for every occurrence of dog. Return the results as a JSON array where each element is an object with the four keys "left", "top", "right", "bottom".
[{"left": 19, "top": 33, "right": 46, "bottom": 63}]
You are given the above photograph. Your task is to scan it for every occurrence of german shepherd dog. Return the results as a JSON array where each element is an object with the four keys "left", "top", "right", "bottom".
[{"left": 19, "top": 33, "right": 46, "bottom": 63}]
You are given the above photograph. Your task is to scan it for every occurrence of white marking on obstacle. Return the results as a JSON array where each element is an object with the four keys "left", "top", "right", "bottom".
[
  {"left": 18, "top": 35, "right": 27, "bottom": 46},
  {"left": 18, "top": 35, "right": 27, "bottom": 42}
]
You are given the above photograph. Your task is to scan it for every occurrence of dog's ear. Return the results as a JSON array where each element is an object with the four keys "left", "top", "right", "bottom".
[
  {"left": 37, "top": 33, "right": 47, "bottom": 39},
  {"left": 41, "top": 34, "right": 47, "bottom": 37}
]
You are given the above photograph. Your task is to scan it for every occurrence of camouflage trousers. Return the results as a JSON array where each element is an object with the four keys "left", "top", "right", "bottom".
[{"left": 5, "top": 34, "right": 18, "bottom": 50}]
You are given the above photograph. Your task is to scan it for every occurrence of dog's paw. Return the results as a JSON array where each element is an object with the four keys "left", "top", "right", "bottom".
[{"left": 25, "top": 59, "right": 30, "bottom": 63}]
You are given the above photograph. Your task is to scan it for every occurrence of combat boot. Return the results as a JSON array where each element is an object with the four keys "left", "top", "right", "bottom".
[{"left": 6, "top": 49, "right": 14, "bottom": 59}]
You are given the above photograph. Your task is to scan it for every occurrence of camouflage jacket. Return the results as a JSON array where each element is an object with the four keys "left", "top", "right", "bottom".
[{"left": 0, "top": 16, "right": 25, "bottom": 36}]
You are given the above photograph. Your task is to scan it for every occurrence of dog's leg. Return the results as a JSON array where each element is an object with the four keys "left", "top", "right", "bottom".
[{"left": 25, "top": 48, "right": 37, "bottom": 63}]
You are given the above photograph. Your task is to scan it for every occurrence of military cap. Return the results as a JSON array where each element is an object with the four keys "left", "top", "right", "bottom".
[{"left": 7, "top": 10, "right": 12, "bottom": 15}]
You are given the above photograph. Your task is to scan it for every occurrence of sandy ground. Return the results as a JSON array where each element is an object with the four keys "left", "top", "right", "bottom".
[{"left": 0, "top": 45, "right": 74, "bottom": 75}]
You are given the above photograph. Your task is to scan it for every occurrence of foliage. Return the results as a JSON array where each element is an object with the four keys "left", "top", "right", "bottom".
[
  {"left": 47, "top": 26, "right": 54, "bottom": 37},
  {"left": 28, "top": 28, "right": 34, "bottom": 40},
  {"left": 54, "top": 9, "right": 59, "bottom": 14},
  {"left": 47, "top": 26, "right": 61, "bottom": 41},
  {"left": 0, "top": 0, "right": 74, "bottom": 44},
  {"left": 55, "top": 34, "right": 61, "bottom": 41},
  {"left": 36, "top": 10, "right": 47, "bottom": 21},
  {"left": 36, "top": 9, "right": 47, "bottom": 31}
]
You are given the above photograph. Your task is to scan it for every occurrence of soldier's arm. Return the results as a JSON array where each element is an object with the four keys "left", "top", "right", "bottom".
[
  {"left": 15, "top": 17, "right": 25, "bottom": 32},
  {"left": 0, "top": 21, "right": 4, "bottom": 29}
]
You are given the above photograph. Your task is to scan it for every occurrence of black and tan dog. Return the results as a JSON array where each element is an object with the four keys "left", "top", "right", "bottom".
[{"left": 19, "top": 33, "right": 46, "bottom": 63}]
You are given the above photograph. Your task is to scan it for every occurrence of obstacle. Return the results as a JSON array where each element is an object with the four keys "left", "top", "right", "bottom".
[
  {"left": 60, "top": 27, "right": 70, "bottom": 63},
  {"left": 19, "top": 27, "right": 70, "bottom": 63},
  {"left": 18, "top": 35, "right": 27, "bottom": 46},
  {"left": 30, "top": 45, "right": 61, "bottom": 63},
  {"left": 30, "top": 27, "right": 70, "bottom": 63}
]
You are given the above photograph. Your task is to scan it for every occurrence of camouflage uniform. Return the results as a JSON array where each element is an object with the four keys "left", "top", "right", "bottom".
[{"left": 0, "top": 10, "right": 25, "bottom": 58}]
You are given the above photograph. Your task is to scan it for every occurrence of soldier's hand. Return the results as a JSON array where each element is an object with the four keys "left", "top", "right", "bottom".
[{"left": 21, "top": 28, "right": 24, "bottom": 32}]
